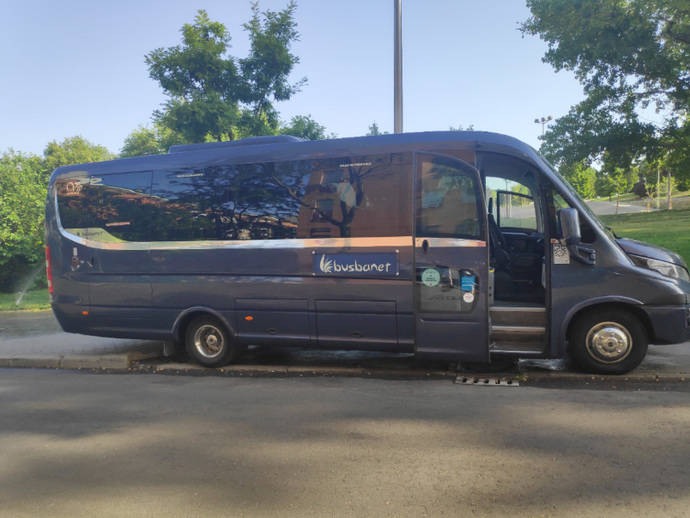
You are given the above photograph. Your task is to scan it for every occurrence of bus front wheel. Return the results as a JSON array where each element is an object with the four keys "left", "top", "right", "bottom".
[
  {"left": 569, "top": 309, "right": 648, "bottom": 374},
  {"left": 185, "top": 315, "right": 237, "bottom": 367}
]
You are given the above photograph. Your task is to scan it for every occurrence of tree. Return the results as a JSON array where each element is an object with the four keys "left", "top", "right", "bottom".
[
  {"left": 146, "top": 4, "right": 305, "bottom": 143},
  {"left": 0, "top": 151, "right": 47, "bottom": 291},
  {"left": 120, "top": 124, "right": 184, "bottom": 157},
  {"left": 280, "top": 115, "right": 329, "bottom": 140},
  {"left": 0, "top": 137, "right": 114, "bottom": 292},
  {"left": 522, "top": 0, "right": 689, "bottom": 180},
  {"left": 561, "top": 161, "right": 597, "bottom": 199},
  {"left": 43, "top": 136, "right": 113, "bottom": 172},
  {"left": 366, "top": 122, "right": 388, "bottom": 136}
]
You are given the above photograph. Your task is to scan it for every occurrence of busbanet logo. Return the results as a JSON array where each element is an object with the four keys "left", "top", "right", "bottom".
[{"left": 315, "top": 253, "right": 396, "bottom": 275}]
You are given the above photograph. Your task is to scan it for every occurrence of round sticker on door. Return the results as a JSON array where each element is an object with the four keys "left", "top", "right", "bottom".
[
  {"left": 421, "top": 268, "right": 441, "bottom": 287},
  {"left": 463, "top": 292, "right": 475, "bottom": 303}
]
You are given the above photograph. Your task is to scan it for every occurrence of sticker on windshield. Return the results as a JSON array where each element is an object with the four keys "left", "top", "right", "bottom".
[
  {"left": 421, "top": 268, "right": 441, "bottom": 287},
  {"left": 553, "top": 243, "right": 570, "bottom": 264}
]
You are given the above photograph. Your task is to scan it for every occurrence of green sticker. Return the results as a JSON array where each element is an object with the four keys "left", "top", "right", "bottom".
[{"left": 421, "top": 268, "right": 441, "bottom": 287}]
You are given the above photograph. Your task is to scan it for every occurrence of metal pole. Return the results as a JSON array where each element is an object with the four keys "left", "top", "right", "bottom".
[{"left": 394, "top": 0, "right": 403, "bottom": 133}]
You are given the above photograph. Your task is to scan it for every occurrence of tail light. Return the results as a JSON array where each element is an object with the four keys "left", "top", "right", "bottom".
[{"left": 45, "top": 245, "right": 53, "bottom": 294}]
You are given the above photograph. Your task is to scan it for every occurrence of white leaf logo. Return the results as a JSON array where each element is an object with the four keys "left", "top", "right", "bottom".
[{"left": 320, "top": 254, "right": 333, "bottom": 273}]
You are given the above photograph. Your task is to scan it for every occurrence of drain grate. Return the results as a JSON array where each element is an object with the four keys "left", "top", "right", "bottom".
[{"left": 454, "top": 376, "right": 519, "bottom": 387}]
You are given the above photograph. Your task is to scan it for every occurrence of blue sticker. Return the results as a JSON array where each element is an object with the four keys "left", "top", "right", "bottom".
[
  {"left": 461, "top": 275, "right": 476, "bottom": 292},
  {"left": 314, "top": 253, "right": 398, "bottom": 276}
]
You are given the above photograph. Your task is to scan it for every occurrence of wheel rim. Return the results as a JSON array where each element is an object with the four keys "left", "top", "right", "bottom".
[
  {"left": 193, "top": 324, "right": 225, "bottom": 359},
  {"left": 585, "top": 321, "right": 633, "bottom": 364}
]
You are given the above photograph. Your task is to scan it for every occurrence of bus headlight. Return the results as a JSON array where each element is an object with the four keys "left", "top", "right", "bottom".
[{"left": 630, "top": 255, "right": 690, "bottom": 281}]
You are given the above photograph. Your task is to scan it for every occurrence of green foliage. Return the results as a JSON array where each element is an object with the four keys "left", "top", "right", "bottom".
[
  {"left": 0, "top": 151, "right": 47, "bottom": 291},
  {"left": 561, "top": 161, "right": 597, "bottom": 199},
  {"left": 120, "top": 124, "right": 185, "bottom": 157},
  {"left": 146, "top": 4, "right": 305, "bottom": 143},
  {"left": 594, "top": 163, "right": 636, "bottom": 198},
  {"left": 522, "top": 0, "right": 689, "bottom": 180},
  {"left": 366, "top": 122, "right": 388, "bottom": 136},
  {"left": 43, "top": 136, "right": 113, "bottom": 173},
  {"left": 1, "top": 137, "right": 114, "bottom": 292},
  {"left": 279, "top": 115, "right": 329, "bottom": 140}
]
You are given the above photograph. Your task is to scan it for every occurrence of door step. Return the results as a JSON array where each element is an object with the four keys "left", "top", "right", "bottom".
[
  {"left": 490, "top": 305, "right": 545, "bottom": 326},
  {"left": 490, "top": 305, "right": 546, "bottom": 355}
]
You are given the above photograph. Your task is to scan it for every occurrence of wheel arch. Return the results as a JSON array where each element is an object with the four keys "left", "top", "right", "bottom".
[
  {"left": 172, "top": 306, "right": 236, "bottom": 345},
  {"left": 562, "top": 297, "right": 653, "bottom": 346}
]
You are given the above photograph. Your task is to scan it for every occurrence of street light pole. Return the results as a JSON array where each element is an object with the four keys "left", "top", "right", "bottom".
[
  {"left": 534, "top": 115, "right": 552, "bottom": 136},
  {"left": 394, "top": 0, "right": 403, "bottom": 134}
]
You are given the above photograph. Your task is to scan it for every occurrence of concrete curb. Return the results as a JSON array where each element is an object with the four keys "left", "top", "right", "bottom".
[
  {"left": 1, "top": 355, "right": 688, "bottom": 384},
  {"left": 517, "top": 370, "right": 689, "bottom": 385},
  {"left": 134, "top": 361, "right": 458, "bottom": 380},
  {"left": 0, "top": 349, "right": 163, "bottom": 371}
]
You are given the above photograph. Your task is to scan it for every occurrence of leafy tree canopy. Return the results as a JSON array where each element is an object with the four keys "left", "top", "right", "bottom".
[
  {"left": 0, "top": 151, "right": 48, "bottom": 290},
  {"left": 146, "top": 3, "right": 305, "bottom": 143},
  {"left": 0, "top": 137, "right": 114, "bottom": 290},
  {"left": 279, "top": 115, "right": 330, "bottom": 140},
  {"left": 522, "top": 0, "right": 689, "bottom": 179},
  {"left": 43, "top": 136, "right": 114, "bottom": 173},
  {"left": 120, "top": 124, "right": 185, "bottom": 157}
]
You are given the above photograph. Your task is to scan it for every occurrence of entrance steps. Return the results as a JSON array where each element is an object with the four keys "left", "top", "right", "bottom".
[{"left": 489, "top": 304, "right": 546, "bottom": 355}]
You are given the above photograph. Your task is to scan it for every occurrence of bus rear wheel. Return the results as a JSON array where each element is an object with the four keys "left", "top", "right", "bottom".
[
  {"left": 569, "top": 309, "right": 648, "bottom": 374},
  {"left": 185, "top": 315, "right": 237, "bottom": 367}
]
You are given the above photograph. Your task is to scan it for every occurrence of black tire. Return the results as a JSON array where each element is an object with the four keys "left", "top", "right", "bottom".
[
  {"left": 184, "top": 315, "right": 238, "bottom": 367},
  {"left": 568, "top": 309, "right": 648, "bottom": 374}
]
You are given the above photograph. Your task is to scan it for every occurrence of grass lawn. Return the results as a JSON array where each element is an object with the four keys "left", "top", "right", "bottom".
[
  {"left": 600, "top": 209, "right": 690, "bottom": 266},
  {"left": 0, "top": 288, "right": 51, "bottom": 311}
]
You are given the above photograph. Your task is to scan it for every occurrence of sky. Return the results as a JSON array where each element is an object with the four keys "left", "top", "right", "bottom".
[{"left": 0, "top": 0, "right": 585, "bottom": 156}]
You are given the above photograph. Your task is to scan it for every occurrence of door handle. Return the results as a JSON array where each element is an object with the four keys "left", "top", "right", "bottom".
[
  {"left": 571, "top": 245, "right": 596, "bottom": 265},
  {"left": 88, "top": 256, "right": 96, "bottom": 268},
  {"left": 422, "top": 239, "right": 429, "bottom": 253}
]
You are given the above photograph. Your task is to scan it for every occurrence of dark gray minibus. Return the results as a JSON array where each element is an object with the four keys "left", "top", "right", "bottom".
[{"left": 45, "top": 131, "right": 690, "bottom": 374}]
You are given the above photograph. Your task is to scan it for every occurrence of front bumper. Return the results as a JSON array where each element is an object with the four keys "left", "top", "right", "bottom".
[{"left": 644, "top": 304, "right": 690, "bottom": 344}]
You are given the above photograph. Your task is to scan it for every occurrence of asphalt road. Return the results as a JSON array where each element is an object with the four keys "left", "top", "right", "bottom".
[
  {"left": 1, "top": 369, "right": 689, "bottom": 517},
  {"left": 586, "top": 199, "right": 654, "bottom": 215}
]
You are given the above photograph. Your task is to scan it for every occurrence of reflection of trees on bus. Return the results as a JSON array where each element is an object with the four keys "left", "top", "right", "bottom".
[{"left": 56, "top": 153, "right": 411, "bottom": 243}]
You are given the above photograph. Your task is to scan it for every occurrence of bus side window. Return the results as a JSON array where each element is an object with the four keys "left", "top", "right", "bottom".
[{"left": 417, "top": 157, "right": 482, "bottom": 239}]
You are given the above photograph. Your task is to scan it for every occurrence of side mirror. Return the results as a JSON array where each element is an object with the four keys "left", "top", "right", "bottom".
[
  {"left": 558, "top": 208, "right": 596, "bottom": 265},
  {"left": 558, "top": 208, "right": 581, "bottom": 246}
]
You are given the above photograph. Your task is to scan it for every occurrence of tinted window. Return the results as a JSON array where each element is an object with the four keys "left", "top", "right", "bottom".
[
  {"left": 417, "top": 156, "right": 481, "bottom": 239},
  {"left": 296, "top": 153, "right": 412, "bottom": 238},
  {"left": 57, "top": 172, "right": 153, "bottom": 242},
  {"left": 151, "top": 161, "right": 309, "bottom": 241},
  {"left": 150, "top": 153, "right": 412, "bottom": 241},
  {"left": 57, "top": 153, "right": 413, "bottom": 243}
]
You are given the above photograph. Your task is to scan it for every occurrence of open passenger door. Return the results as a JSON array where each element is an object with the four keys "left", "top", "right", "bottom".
[{"left": 414, "top": 153, "right": 489, "bottom": 361}]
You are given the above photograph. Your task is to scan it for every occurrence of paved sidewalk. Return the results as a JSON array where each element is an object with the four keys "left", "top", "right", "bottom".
[
  {"left": 1, "top": 310, "right": 688, "bottom": 384},
  {"left": 0, "top": 311, "right": 164, "bottom": 370}
]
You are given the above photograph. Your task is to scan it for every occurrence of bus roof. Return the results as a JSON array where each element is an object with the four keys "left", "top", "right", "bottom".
[{"left": 49, "top": 130, "right": 547, "bottom": 182}]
